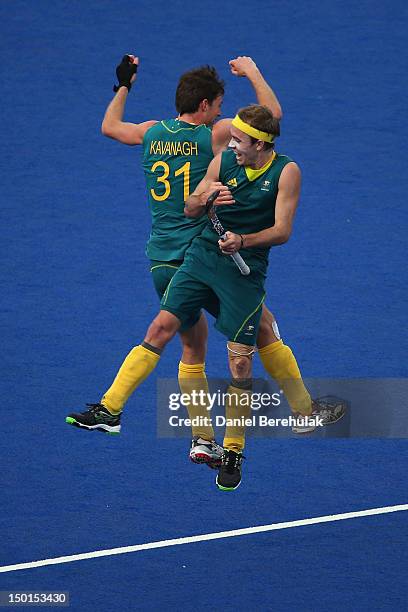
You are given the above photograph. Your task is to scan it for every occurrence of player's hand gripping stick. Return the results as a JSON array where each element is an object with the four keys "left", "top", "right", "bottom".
[{"left": 205, "top": 190, "right": 250, "bottom": 276}]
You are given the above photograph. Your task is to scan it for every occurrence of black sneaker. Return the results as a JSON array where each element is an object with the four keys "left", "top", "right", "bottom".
[
  {"left": 216, "top": 450, "right": 244, "bottom": 491},
  {"left": 190, "top": 437, "right": 224, "bottom": 469},
  {"left": 65, "top": 403, "right": 121, "bottom": 435}
]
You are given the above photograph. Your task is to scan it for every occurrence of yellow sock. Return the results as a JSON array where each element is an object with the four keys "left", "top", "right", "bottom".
[
  {"left": 258, "top": 340, "right": 312, "bottom": 416},
  {"left": 178, "top": 362, "right": 214, "bottom": 440},
  {"left": 101, "top": 344, "right": 160, "bottom": 414},
  {"left": 223, "top": 384, "right": 251, "bottom": 452}
]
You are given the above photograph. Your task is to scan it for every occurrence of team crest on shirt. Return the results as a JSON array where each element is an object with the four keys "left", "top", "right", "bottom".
[
  {"left": 261, "top": 179, "right": 271, "bottom": 192},
  {"left": 227, "top": 178, "right": 238, "bottom": 188}
]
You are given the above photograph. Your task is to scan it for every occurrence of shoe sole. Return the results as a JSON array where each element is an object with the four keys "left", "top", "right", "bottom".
[
  {"left": 190, "top": 454, "right": 221, "bottom": 469},
  {"left": 292, "top": 426, "right": 316, "bottom": 434},
  {"left": 215, "top": 475, "right": 241, "bottom": 491},
  {"left": 65, "top": 417, "right": 121, "bottom": 435}
]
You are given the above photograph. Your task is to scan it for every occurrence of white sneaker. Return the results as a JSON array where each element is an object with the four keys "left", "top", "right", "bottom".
[{"left": 189, "top": 437, "right": 224, "bottom": 469}]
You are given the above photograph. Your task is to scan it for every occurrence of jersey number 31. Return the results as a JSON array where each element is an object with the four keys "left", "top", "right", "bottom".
[{"left": 150, "top": 161, "right": 191, "bottom": 202}]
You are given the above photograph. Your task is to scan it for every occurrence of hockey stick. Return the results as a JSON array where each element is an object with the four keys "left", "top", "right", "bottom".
[{"left": 205, "top": 190, "right": 250, "bottom": 276}]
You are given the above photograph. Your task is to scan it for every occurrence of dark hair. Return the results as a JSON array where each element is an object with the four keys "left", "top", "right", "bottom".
[
  {"left": 175, "top": 66, "right": 225, "bottom": 114},
  {"left": 237, "top": 104, "right": 280, "bottom": 149}
]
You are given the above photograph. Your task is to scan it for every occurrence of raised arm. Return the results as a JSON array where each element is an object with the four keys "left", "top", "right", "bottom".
[
  {"left": 230, "top": 56, "right": 282, "bottom": 120},
  {"left": 184, "top": 154, "right": 234, "bottom": 218},
  {"left": 212, "top": 56, "right": 283, "bottom": 155},
  {"left": 101, "top": 55, "right": 157, "bottom": 146}
]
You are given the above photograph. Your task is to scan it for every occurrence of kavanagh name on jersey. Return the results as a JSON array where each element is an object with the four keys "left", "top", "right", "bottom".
[{"left": 149, "top": 140, "right": 199, "bottom": 156}]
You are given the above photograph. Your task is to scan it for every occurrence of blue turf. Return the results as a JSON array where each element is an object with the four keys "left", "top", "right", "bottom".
[{"left": 1, "top": 0, "right": 407, "bottom": 610}]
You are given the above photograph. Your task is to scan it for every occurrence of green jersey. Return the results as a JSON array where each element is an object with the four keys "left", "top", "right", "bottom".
[
  {"left": 142, "top": 119, "right": 214, "bottom": 261},
  {"left": 195, "top": 148, "right": 293, "bottom": 272}
]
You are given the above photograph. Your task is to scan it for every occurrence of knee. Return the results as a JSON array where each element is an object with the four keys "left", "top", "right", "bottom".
[
  {"left": 232, "top": 356, "right": 250, "bottom": 378},
  {"left": 145, "top": 312, "right": 179, "bottom": 347},
  {"left": 227, "top": 342, "right": 255, "bottom": 381}
]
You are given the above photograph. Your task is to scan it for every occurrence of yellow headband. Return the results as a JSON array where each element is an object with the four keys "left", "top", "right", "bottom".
[{"left": 231, "top": 114, "right": 274, "bottom": 143}]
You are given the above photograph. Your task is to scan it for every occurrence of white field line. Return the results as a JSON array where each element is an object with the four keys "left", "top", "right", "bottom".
[{"left": 1, "top": 504, "right": 407, "bottom": 574}]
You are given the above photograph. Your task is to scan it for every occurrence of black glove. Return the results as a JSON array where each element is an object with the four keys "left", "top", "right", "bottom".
[{"left": 113, "top": 55, "right": 138, "bottom": 92}]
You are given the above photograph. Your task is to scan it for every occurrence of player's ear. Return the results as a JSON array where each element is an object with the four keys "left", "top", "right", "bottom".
[{"left": 200, "top": 99, "right": 209, "bottom": 112}]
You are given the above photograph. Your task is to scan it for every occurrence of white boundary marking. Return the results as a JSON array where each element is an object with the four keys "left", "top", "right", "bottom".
[{"left": 1, "top": 504, "right": 407, "bottom": 574}]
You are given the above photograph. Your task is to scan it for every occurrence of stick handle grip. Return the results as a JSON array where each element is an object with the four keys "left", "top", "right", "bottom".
[
  {"left": 230, "top": 251, "right": 251, "bottom": 275},
  {"left": 220, "top": 232, "right": 250, "bottom": 275}
]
